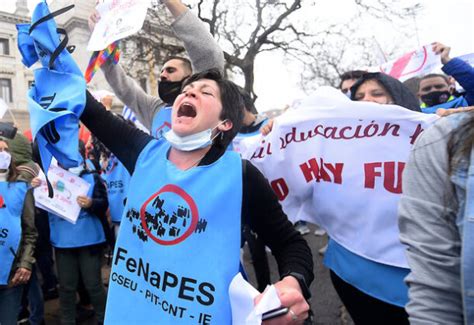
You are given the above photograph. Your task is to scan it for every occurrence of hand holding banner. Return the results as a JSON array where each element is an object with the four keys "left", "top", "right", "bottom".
[
  {"left": 242, "top": 87, "right": 438, "bottom": 268},
  {"left": 34, "top": 165, "right": 91, "bottom": 224},
  {"left": 375, "top": 44, "right": 441, "bottom": 81},
  {"left": 87, "top": 0, "right": 152, "bottom": 51}
]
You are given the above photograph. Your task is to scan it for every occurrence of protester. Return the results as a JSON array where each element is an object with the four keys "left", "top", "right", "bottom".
[
  {"left": 317, "top": 72, "right": 421, "bottom": 324},
  {"left": 69, "top": 69, "right": 314, "bottom": 323},
  {"left": 7, "top": 135, "right": 45, "bottom": 325},
  {"left": 418, "top": 42, "right": 474, "bottom": 113},
  {"left": 88, "top": 0, "right": 224, "bottom": 137},
  {"left": 231, "top": 88, "right": 273, "bottom": 292},
  {"left": 399, "top": 110, "right": 474, "bottom": 324},
  {"left": 100, "top": 118, "right": 132, "bottom": 236},
  {"left": 351, "top": 72, "right": 421, "bottom": 111},
  {"left": 230, "top": 88, "right": 269, "bottom": 153},
  {"left": 339, "top": 70, "right": 367, "bottom": 97},
  {"left": 0, "top": 138, "right": 37, "bottom": 325},
  {"left": 36, "top": 142, "right": 108, "bottom": 325}
]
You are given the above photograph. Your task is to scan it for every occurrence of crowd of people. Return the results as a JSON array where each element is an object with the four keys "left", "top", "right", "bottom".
[{"left": 1, "top": 0, "right": 474, "bottom": 324}]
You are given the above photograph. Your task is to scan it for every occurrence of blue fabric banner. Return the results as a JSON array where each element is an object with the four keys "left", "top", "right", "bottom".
[{"left": 16, "top": 1, "right": 85, "bottom": 190}]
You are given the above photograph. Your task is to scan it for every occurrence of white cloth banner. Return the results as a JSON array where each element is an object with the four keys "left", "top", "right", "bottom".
[
  {"left": 34, "top": 165, "right": 90, "bottom": 224},
  {"left": 373, "top": 44, "right": 441, "bottom": 82},
  {"left": 87, "top": 0, "right": 152, "bottom": 51},
  {"left": 242, "top": 87, "right": 439, "bottom": 268}
]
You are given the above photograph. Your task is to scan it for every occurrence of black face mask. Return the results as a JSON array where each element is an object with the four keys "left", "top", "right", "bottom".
[
  {"left": 421, "top": 90, "right": 451, "bottom": 107},
  {"left": 158, "top": 80, "right": 184, "bottom": 105}
]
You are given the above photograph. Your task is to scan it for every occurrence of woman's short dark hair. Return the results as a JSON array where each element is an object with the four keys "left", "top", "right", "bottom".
[{"left": 182, "top": 69, "right": 244, "bottom": 150}]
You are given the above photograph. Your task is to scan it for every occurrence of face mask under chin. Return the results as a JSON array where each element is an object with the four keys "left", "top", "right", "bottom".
[{"left": 164, "top": 120, "right": 228, "bottom": 152}]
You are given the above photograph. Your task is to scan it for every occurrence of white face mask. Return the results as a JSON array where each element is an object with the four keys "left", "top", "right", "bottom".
[
  {"left": 164, "top": 120, "right": 227, "bottom": 152},
  {"left": 68, "top": 164, "right": 84, "bottom": 176},
  {"left": 0, "top": 151, "right": 11, "bottom": 170}
]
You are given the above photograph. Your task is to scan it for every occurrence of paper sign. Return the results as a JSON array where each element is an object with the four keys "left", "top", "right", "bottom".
[
  {"left": 229, "top": 273, "right": 281, "bottom": 325},
  {"left": 87, "top": 0, "right": 152, "bottom": 51},
  {"left": 34, "top": 165, "right": 90, "bottom": 224},
  {"left": 0, "top": 98, "right": 8, "bottom": 119},
  {"left": 373, "top": 44, "right": 441, "bottom": 81}
]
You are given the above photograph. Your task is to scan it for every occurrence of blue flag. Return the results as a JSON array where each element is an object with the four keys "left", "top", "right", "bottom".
[{"left": 16, "top": 1, "right": 85, "bottom": 196}]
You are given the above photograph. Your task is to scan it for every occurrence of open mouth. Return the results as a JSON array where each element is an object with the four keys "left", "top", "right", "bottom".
[{"left": 177, "top": 102, "right": 197, "bottom": 118}]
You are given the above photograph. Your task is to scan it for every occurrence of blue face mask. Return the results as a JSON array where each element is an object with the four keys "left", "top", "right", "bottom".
[{"left": 164, "top": 120, "right": 227, "bottom": 151}]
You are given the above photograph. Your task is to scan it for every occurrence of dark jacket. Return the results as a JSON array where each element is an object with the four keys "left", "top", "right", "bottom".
[{"left": 351, "top": 72, "right": 421, "bottom": 112}]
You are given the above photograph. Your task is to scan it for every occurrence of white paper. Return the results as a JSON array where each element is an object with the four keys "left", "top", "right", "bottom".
[
  {"left": 0, "top": 98, "right": 8, "bottom": 119},
  {"left": 33, "top": 165, "right": 90, "bottom": 224},
  {"left": 371, "top": 44, "right": 442, "bottom": 82},
  {"left": 87, "top": 0, "right": 152, "bottom": 51},
  {"left": 229, "top": 273, "right": 282, "bottom": 325}
]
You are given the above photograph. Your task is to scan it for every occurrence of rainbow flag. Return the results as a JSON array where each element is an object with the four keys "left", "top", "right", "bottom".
[{"left": 84, "top": 41, "right": 120, "bottom": 83}]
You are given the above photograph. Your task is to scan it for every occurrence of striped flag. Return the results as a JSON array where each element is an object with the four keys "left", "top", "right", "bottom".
[{"left": 121, "top": 106, "right": 149, "bottom": 134}]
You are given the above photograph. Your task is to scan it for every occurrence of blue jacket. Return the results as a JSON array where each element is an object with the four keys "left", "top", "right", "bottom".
[{"left": 421, "top": 58, "right": 474, "bottom": 113}]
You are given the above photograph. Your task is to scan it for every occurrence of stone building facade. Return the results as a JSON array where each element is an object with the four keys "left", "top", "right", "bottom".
[{"left": 0, "top": 0, "right": 184, "bottom": 132}]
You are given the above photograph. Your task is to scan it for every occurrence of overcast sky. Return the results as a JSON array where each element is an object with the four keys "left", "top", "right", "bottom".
[
  {"left": 253, "top": 0, "right": 474, "bottom": 110},
  {"left": 3, "top": 0, "right": 474, "bottom": 111}
]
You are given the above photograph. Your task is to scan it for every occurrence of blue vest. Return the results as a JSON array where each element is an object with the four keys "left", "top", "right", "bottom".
[
  {"left": 229, "top": 118, "right": 269, "bottom": 153},
  {"left": 324, "top": 238, "right": 409, "bottom": 307},
  {"left": 16, "top": 1, "right": 86, "bottom": 178},
  {"left": 103, "top": 155, "right": 130, "bottom": 224},
  {"left": 151, "top": 106, "right": 172, "bottom": 139},
  {"left": 105, "top": 141, "right": 242, "bottom": 324},
  {"left": 86, "top": 159, "right": 97, "bottom": 172},
  {"left": 0, "top": 182, "right": 28, "bottom": 285},
  {"left": 49, "top": 173, "right": 105, "bottom": 248}
]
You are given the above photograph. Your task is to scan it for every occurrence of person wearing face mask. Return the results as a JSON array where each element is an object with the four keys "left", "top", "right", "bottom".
[
  {"left": 40, "top": 141, "right": 109, "bottom": 325},
  {"left": 64, "top": 69, "right": 314, "bottom": 324},
  {"left": 418, "top": 42, "right": 474, "bottom": 113},
  {"left": 88, "top": 0, "right": 224, "bottom": 139},
  {"left": 0, "top": 139, "right": 37, "bottom": 325}
]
